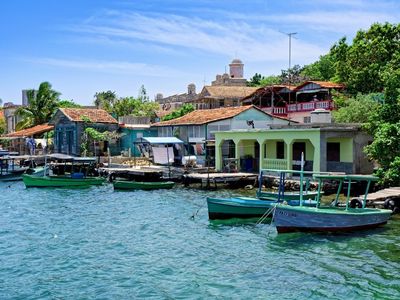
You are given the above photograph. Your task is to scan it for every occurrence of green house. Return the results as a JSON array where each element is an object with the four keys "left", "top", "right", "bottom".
[{"left": 214, "top": 123, "right": 373, "bottom": 174}]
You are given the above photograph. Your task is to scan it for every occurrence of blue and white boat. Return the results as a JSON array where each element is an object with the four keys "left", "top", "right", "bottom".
[
  {"left": 273, "top": 174, "right": 392, "bottom": 233},
  {"left": 207, "top": 196, "right": 316, "bottom": 220}
]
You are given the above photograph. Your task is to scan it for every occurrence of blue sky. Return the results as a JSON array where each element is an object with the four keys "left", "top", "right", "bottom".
[{"left": 1, "top": 0, "right": 399, "bottom": 105}]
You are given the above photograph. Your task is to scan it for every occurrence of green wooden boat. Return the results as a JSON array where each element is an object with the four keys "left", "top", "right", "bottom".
[
  {"left": 113, "top": 180, "right": 175, "bottom": 190},
  {"left": 22, "top": 174, "right": 105, "bottom": 188}
]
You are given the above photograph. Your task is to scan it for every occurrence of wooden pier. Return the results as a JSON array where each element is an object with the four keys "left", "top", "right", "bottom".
[
  {"left": 183, "top": 172, "right": 258, "bottom": 188},
  {"left": 98, "top": 166, "right": 164, "bottom": 181},
  {"left": 364, "top": 187, "right": 400, "bottom": 210}
]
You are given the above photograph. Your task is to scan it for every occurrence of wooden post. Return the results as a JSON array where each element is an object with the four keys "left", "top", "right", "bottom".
[{"left": 107, "top": 147, "right": 111, "bottom": 168}]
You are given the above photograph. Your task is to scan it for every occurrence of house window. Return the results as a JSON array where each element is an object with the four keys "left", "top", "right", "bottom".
[
  {"left": 276, "top": 142, "right": 284, "bottom": 159},
  {"left": 304, "top": 116, "right": 311, "bottom": 123},
  {"left": 219, "top": 99, "right": 225, "bottom": 107},
  {"left": 327, "top": 142, "right": 340, "bottom": 161}
]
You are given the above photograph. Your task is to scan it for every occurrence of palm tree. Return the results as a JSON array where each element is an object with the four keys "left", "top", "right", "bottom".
[{"left": 16, "top": 82, "right": 60, "bottom": 130}]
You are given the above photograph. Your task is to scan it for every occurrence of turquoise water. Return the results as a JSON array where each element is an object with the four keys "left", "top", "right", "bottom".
[{"left": 1, "top": 182, "right": 400, "bottom": 299}]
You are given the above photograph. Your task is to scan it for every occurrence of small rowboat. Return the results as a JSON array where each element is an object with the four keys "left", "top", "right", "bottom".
[
  {"left": 22, "top": 174, "right": 105, "bottom": 188},
  {"left": 113, "top": 180, "right": 175, "bottom": 190},
  {"left": 207, "top": 196, "right": 316, "bottom": 220}
]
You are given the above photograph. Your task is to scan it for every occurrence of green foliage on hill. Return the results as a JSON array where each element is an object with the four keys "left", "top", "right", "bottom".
[
  {"left": 93, "top": 86, "right": 159, "bottom": 118},
  {"left": 161, "top": 104, "right": 195, "bottom": 121}
]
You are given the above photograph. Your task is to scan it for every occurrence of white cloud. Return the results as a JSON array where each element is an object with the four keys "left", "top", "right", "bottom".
[
  {"left": 70, "top": 11, "right": 326, "bottom": 64},
  {"left": 267, "top": 11, "right": 398, "bottom": 34},
  {"left": 23, "top": 57, "right": 187, "bottom": 77}
]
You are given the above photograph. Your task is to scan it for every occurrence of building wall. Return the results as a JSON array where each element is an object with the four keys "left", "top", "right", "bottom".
[
  {"left": 54, "top": 117, "right": 119, "bottom": 156},
  {"left": 232, "top": 109, "right": 289, "bottom": 129},
  {"left": 214, "top": 128, "right": 373, "bottom": 174},
  {"left": 120, "top": 128, "right": 157, "bottom": 156}
]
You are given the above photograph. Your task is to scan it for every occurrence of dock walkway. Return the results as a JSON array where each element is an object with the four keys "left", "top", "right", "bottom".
[
  {"left": 183, "top": 172, "right": 258, "bottom": 188},
  {"left": 365, "top": 187, "right": 400, "bottom": 207}
]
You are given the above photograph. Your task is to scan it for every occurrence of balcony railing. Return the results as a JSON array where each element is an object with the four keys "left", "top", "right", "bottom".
[{"left": 261, "top": 100, "right": 334, "bottom": 116}]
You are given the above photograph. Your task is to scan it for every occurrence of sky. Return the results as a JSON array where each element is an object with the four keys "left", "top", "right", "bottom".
[{"left": 0, "top": 0, "right": 399, "bottom": 105}]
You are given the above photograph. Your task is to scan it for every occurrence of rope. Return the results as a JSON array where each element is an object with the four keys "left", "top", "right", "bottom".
[
  {"left": 256, "top": 203, "right": 277, "bottom": 225},
  {"left": 190, "top": 201, "right": 207, "bottom": 220}
]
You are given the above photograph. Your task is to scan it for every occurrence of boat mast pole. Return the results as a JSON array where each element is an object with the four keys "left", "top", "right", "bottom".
[
  {"left": 299, "top": 152, "right": 304, "bottom": 206},
  {"left": 362, "top": 179, "right": 372, "bottom": 208},
  {"left": 345, "top": 177, "right": 352, "bottom": 211}
]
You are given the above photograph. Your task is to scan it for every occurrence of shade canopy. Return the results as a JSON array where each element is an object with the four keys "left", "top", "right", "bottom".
[{"left": 135, "top": 137, "right": 184, "bottom": 144}]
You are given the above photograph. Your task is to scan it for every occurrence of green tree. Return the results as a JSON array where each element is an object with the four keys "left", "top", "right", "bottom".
[
  {"left": 162, "top": 104, "right": 195, "bottom": 121},
  {"left": 113, "top": 96, "right": 159, "bottom": 118},
  {"left": 247, "top": 73, "right": 282, "bottom": 87},
  {"left": 364, "top": 52, "right": 400, "bottom": 186},
  {"left": 57, "top": 99, "right": 82, "bottom": 108},
  {"left": 280, "top": 64, "right": 307, "bottom": 85},
  {"left": 247, "top": 73, "right": 264, "bottom": 86},
  {"left": 94, "top": 90, "right": 117, "bottom": 112},
  {"left": 260, "top": 75, "right": 281, "bottom": 86},
  {"left": 333, "top": 93, "right": 382, "bottom": 123},
  {"left": 16, "top": 82, "right": 60, "bottom": 130},
  {"left": 329, "top": 23, "right": 400, "bottom": 94},
  {"left": 138, "top": 85, "right": 149, "bottom": 102},
  {"left": 301, "top": 54, "right": 335, "bottom": 81}
]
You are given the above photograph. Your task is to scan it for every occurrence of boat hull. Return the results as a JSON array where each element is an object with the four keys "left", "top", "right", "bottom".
[
  {"left": 113, "top": 180, "right": 175, "bottom": 190},
  {"left": 257, "top": 190, "right": 319, "bottom": 201},
  {"left": 0, "top": 168, "right": 28, "bottom": 182},
  {"left": 274, "top": 205, "right": 392, "bottom": 233},
  {"left": 207, "top": 197, "right": 317, "bottom": 220},
  {"left": 22, "top": 174, "right": 105, "bottom": 188}
]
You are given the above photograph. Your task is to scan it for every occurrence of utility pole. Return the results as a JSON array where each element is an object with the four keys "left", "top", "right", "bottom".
[{"left": 282, "top": 32, "right": 297, "bottom": 104}]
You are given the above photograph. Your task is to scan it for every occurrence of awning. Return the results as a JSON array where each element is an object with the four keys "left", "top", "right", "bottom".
[{"left": 135, "top": 137, "right": 184, "bottom": 144}]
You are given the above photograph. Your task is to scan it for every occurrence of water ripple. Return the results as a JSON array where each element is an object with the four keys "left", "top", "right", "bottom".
[{"left": 0, "top": 182, "right": 399, "bottom": 299}]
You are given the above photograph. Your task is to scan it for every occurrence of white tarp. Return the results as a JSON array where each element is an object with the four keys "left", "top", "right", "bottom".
[{"left": 152, "top": 146, "right": 174, "bottom": 165}]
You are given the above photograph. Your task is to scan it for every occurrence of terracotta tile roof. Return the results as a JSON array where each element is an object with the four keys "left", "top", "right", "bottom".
[
  {"left": 294, "top": 81, "right": 345, "bottom": 91},
  {"left": 196, "top": 86, "right": 258, "bottom": 101},
  {"left": 151, "top": 105, "right": 297, "bottom": 126},
  {"left": 60, "top": 108, "right": 117, "bottom": 123},
  {"left": 6, "top": 123, "right": 54, "bottom": 137}
]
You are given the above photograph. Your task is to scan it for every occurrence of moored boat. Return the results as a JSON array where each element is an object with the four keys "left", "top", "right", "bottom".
[
  {"left": 273, "top": 174, "right": 392, "bottom": 233},
  {"left": 113, "top": 180, "right": 175, "bottom": 190},
  {"left": 22, "top": 154, "right": 105, "bottom": 188},
  {"left": 0, "top": 155, "right": 28, "bottom": 181},
  {"left": 22, "top": 174, "right": 105, "bottom": 188},
  {"left": 207, "top": 196, "right": 316, "bottom": 220}
]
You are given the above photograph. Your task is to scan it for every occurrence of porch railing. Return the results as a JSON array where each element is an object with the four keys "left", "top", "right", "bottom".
[{"left": 262, "top": 158, "right": 287, "bottom": 170}]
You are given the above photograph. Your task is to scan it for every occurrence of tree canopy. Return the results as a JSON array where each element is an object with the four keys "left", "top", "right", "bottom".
[
  {"left": 16, "top": 82, "right": 60, "bottom": 130},
  {"left": 93, "top": 87, "right": 159, "bottom": 118},
  {"left": 161, "top": 104, "right": 195, "bottom": 121}
]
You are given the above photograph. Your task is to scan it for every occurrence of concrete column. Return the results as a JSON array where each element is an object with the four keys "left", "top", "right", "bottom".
[
  {"left": 286, "top": 140, "right": 293, "bottom": 170},
  {"left": 319, "top": 134, "right": 327, "bottom": 172},
  {"left": 258, "top": 139, "right": 265, "bottom": 170},
  {"left": 215, "top": 140, "right": 223, "bottom": 171},
  {"left": 234, "top": 140, "right": 240, "bottom": 171},
  {"left": 234, "top": 140, "right": 240, "bottom": 161}
]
